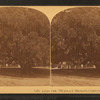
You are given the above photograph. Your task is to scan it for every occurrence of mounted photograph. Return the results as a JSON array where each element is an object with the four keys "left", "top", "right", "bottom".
[
  {"left": 0, "top": 7, "right": 50, "bottom": 86},
  {"left": 51, "top": 7, "right": 100, "bottom": 86}
]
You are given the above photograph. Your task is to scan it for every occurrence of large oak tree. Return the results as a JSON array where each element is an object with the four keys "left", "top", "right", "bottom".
[
  {"left": 0, "top": 7, "right": 50, "bottom": 70},
  {"left": 51, "top": 7, "right": 100, "bottom": 69}
]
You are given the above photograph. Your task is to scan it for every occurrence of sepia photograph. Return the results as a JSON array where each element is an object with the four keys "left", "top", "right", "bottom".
[
  {"left": 51, "top": 7, "right": 100, "bottom": 86},
  {"left": 0, "top": 6, "right": 100, "bottom": 93},
  {"left": 0, "top": 7, "right": 50, "bottom": 86}
]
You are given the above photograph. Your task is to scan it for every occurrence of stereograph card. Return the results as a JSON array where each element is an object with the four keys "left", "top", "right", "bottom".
[{"left": 0, "top": 6, "right": 99, "bottom": 94}]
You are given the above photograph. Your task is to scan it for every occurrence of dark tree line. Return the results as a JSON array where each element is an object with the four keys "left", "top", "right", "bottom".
[
  {"left": 0, "top": 7, "right": 50, "bottom": 70},
  {"left": 51, "top": 7, "right": 100, "bottom": 69}
]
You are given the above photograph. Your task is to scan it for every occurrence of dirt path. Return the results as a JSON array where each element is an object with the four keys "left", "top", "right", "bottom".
[
  {"left": 0, "top": 75, "right": 50, "bottom": 86},
  {"left": 52, "top": 75, "right": 100, "bottom": 86}
]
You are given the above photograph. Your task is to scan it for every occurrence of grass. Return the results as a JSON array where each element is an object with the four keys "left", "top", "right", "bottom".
[
  {"left": 0, "top": 67, "right": 50, "bottom": 78},
  {"left": 52, "top": 68, "right": 100, "bottom": 78}
]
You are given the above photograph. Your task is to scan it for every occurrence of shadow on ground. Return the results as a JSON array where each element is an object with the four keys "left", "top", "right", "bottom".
[
  {"left": 0, "top": 68, "right": 50, "bottom": 78},
  {"left": 52, "top": 69, "right": 100, "bottom": 78}
]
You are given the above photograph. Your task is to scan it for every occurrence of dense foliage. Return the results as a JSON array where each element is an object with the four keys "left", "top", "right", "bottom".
[
  {"left": 0, "top": 7, "right": 50, "bottom": 69},
  {"left": 51, "top": 7, "right": 100, "bottom": 69}
]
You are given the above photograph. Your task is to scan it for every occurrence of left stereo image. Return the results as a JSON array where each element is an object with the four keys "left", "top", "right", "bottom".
[{"left": 0, "top": 7, "right": 50, "bottom": 86}]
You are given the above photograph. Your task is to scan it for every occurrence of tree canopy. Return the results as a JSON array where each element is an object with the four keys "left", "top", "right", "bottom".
[
  {"left": 51, "top": 7, "right": 100, "bottom": 69},
  {"left": 0, "top": 7, "right": 50, "bottom": 69}
]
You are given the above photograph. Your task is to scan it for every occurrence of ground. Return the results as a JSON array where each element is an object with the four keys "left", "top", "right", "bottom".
[
  {"left": 0, "top": 67, "right": 50, "bottom": 86},
  {"left": 52, "top": 75, "right": 100, "bottom": 86},
  {"left": 0, "top": 75, "right": 49, "bottom": 86},
  {"left": 0, "top": 68, "right": 100, "bottom": 86},
  {"left": 52, "top": 69, "right": 100, "bottom": 86}
]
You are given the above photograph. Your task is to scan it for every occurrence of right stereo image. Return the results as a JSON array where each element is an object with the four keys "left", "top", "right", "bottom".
[{"left": 51, "top": 7, "right": 100, "bottom": 86}]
